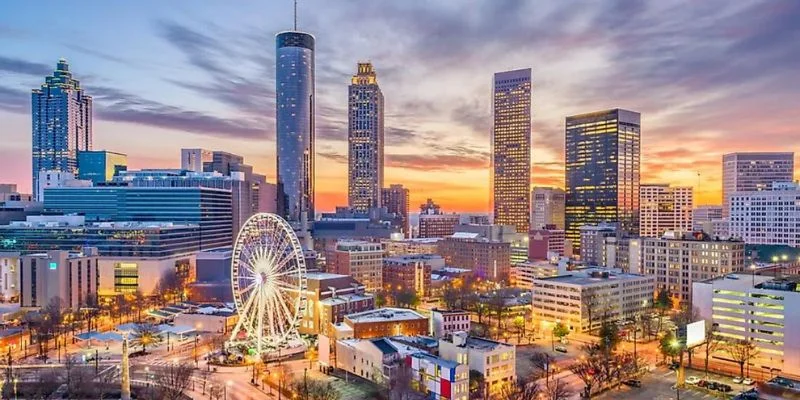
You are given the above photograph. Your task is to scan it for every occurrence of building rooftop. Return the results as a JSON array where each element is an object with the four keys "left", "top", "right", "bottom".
[
  {"left": 384, "top": 238, "right": 441, "bottom": 244},
  {"left": 384, "top": 254, "right": 443, "bottom": 263},
  {"left": 535, "top": 268, "right": 650, "bottom": 286},
  {"left": 371, "top": 338, "right": 398, "bottom": 355},
  {"left": 432, "top": 308, "right": 469, "bottom": 315},
  {"left": 411, "top": 352, "right": 460, "bottom": 369},
  {"left": 319, "top": 293, "right": 373, "bottom": 306},
  {"left": 345, "top": 307, "right": 426, "bottom": 324},
  {"left": 306, "top": 272, "right": 351, "bottom": 281}
]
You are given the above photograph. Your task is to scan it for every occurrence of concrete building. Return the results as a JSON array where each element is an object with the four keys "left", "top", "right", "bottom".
[
  {"left": 180, "top": 148, "right": 213, "bottom": 173},
  {"left": 382, "top": 238, "right": 442, "bottom": 258},
  {"left": 437, "top": 233, "right": 511, "bottom": 280},
  {"left": 341, "top": 308, "right": 428, "bottom": 339},
  {"left": 439, "top": 332, "right": 516, "bottom": 396},
  {"left": 531, "top": 268, "right": 654, "bottom": 333},
  {"left": 639, "top": 184, "right": 693, "bottom": 238},
  {"left": 566, "top": 109, "right": 641, "bottom": 250},
  {"left": 312, "top": 207, "right": 399, "bottom": 257},
  {"left": 36, "top": 170, "right": 91, "bottom": 201},
  {"left": 604, "top": 236, "right": 642, "bottom": 273},
  {"left": 0, "top": 252, "right": 20, "bottom": 302},
  {"left": 510, "top": 258, "right": 568, "bottom": 290},
  {"left": 491, "top": 68, "right": 532, "bottom": 233},
  {"left": 729, "top": 182, "right": 800, "bottom": 247},
  {"left": 722, "top": 152, "right": 794, "bottom": 217},
  {"left": 76, "top": 150, "right": 127, "bottom": 184},
  {"left": 531, "top": 187, "right": 565, "bottom": 230},
  {"left": 335, "top": 338, "right": 416, "bottom": 384},
  {"left": 348, "top": 62, "right": 384, "bottom": 214},
  {"left": 693, "top": 274, "right": 800, "bottom": 377},
  {"left": 430, "top": 309, "right": 471, "bottom": 339},
  {"left": 693, "top": 205, "right": 723, "bottom": 231},
  {"left": 642, "top": 231, "right": 745, "bottom": 306},
  {"left": 301, "top": 272, "right": 374, "bottom": 336},
  {"left": 20, "top": 248, "right": 99, "bottom": 309},
  {"left": 383, "top": 255, "right": 433, "bottom": 298},
  {"left": 579, "top": 223, "right": 616, "bottom": 265},
  {"left": 528, "top": 226, "right": 565, "bottom": 260},
  {"left": 381, "top": 184, "right": 410, "bottom": 238},
  {"left": 326, "top": 240, "right": 383, "bottom": 292},
  {"left": 418, "top": 199, "right": 460, "bottom": 238},
  {"left": 407, "top": 352, "right": 469, "bottom": 400},
  {"left": 173, "top": 308, "right": 238, "bottom": 334}
]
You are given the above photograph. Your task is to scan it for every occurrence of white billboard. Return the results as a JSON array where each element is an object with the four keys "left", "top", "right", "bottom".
[{"left": 686, "top": 320, "right": 706, "bottom": 348}]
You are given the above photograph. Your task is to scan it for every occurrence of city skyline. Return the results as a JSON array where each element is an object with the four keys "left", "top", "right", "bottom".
[{"left": 1, "top": 1, "right": 799, "bottom": 212}]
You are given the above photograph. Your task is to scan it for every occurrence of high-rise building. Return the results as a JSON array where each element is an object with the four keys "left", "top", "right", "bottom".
[
  {"left": 722, "top": 152, "right": 794, "bottom": 217},
  {"left": 383, "top": 255, "right": 433, "bottom": 298},
  {"left": 638, "top": 184, "right": 693, "bottom": 238},
  {"left": 381, "top": 184, "right": 410, "bottom": 238},
  {"left": 565, "top": 109, "right": 641, "bottom": 251},
  {"left": 276, "top": 31, "right": 315, "bottom": 225},
  {"left": 180, "top": 148, "right": 213, "bottom": 173},
  {"left": 20, "top": 248, "right": 99, "bottom": 309},
  {"left": 77, "top": 150, "right": 127, "bottom": 184},
  {"left": 531, "top": 187, "right": 565, "bottom": 230},
  {"left": 729, "top": 182, "right": 800, "bottom": 247},
  {"left": 528, "top": 227, "right": 565, "bottom": 260},
  {"left": 491, "top": 68, "right": 531, "bottom": 233},
  {"left": 692, "top": 205, "right": 723, "bottom": 231},
  {"left": 31, "top": 59, "right": 92, "bottom": 199},
  {"left": 348, "top": 63, "right": 384, "bottom": 213},
  {"left": 418, "top": 199, "right": 460, "bottom": 238},
  {"left": 436, "top": 233, "right": 510, "bottom": 280},
  {"left": 579, "top": 223, "right": 617, "bottom": 265},
  {"left": 325, "top": 240, "right": 383, "bottom": 292}
]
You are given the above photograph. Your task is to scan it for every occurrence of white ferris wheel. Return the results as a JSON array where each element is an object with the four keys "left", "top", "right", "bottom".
[{"left": 228, "top": 213, "right": 307, "bottom": 354}]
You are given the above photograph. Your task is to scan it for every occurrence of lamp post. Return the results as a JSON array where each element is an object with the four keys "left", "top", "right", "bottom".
[{"left": 194, "top": 335, "right": 199, "bottom": 367}]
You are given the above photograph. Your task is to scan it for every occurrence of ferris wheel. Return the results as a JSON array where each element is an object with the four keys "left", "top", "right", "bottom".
[{"left": 228, "top": 213, "right": 307, "bottom": 354}]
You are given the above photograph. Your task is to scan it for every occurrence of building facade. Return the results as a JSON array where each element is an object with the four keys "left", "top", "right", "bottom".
[
  {"left": 0, "top": 252, "right": 20, "bottom": 302},
  {"left": 302, "top": 272, "right": 374, "bottom": 336},
  {"left": 276, "top": 31, "right": 315, "bottom": 225},
  {"left": 76, "top": 150, "right": 127, "bottom": 184},
  {"left": 326, "top": 240, "right": 383, "bottom": 292},
  {"left": 430, "top": 309, "right": 471, "bottom": 339},
  {"left": 729, "top": 182, "right": 800, "bottom": 247},
  {"left": 342, "top": 308, "right": 428, "bottom": 339},
  {"left": 642, "top": 231, "right": 745, "bottom": 306},
  {"left": 348, "top": 62, "right": 384, "bottom": 214},
  {"left": 438, "top": 332, "right": 516, "bottom": 397},
  {"left": 180, "top": 148, "right": 213, "bottom": 173},
  {"left": 419, "top": 199, "right": 460, "bottom": 239},
  {"left": 491, "top": 69, "right": 531, "bottom": 233},
  {"left": 722, "top": 152, "right": 794, "bottom": 218},
  {"left": 692, "top": 205, "right": 723, "bottom": 231},
  {"left": 408, "top": 352, "right": 469, "bottom": 400},
  {"left": 381, "top": 185, "right": 410, "bottom": 238},
  {"left": 579, "top": 223, "right": 616, "bottom": 265},
  {"left": 639, "top": 184, "right": 693, "bottom": 238},
  {"left": 565, "top": 109, "right": 640, "bottom": 250},
  {"left": 20, "top": 248, "right": 99, "bottom": 309},
  {"left": 436, "top": 233, "right": 511, "bottom": 280},
  {"left": 528, "top": 227, "right": 565, "bottom": 260},
  {"left": 383, "top": 255, "right": 433, "bottom": 298},
  {"left": 31, "top": 59, "right": 92, "bottom": 199},
  {"left": 531, "top": 187, "right": 565, "bottom": 230}
]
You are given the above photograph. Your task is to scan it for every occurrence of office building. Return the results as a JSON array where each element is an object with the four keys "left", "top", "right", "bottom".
[
  {"left": 0, "top": 184, "right": 41, "bottom": 225},
  {"left": 36, "top": 170, "right": 91, "bottom": 201},
  {"left": 301, "top": 272, "right": 374, "bottom": 336},
  {"left": 31, "top": 59, "right": 92, "bottom": 199},
  {"left": 729, "top": 182, "right": 800, "bottom": 247},
  {"left": 203, "top": 151, "right": 243, "bottom": 175},
  {"left": 187, "top": 248, "right": 233, "bottom": 303},
  {"left": 565, "top": 109, "right": 641, "bottom": 250},
  {"left": 531, "top": 268, "right": 654, "bottom": 333},
  {"left": 348, "top": 62, "right": 384, "bottom": 213},
  {"left": 510, "top": 259, "right": 567, "bottom": 290},
  {"left": 531, "top": 187, "right": 565, "bottom": 230},
  {"left": 491, "top": 68, "right": 531, "bottom": 233},
  {"left": 693, "top": 274, "right": 800, "bottom": 377},
  {"left": 313, "top": 208, "right": 398, "bottom": 256},
  {"left": 722, "top": 152, "right": 794, "bottom": 217},
  {"left": 180, "top": 148, "right": 213, "bottom": 173},
  {"left": 437, "top": 233, "right": 510, "bottom": 280},
  {"left": 338, "top": 308, "right": 428, "bottom": 339},
  {"left": 407, "top": 352, "right": 469, "bottom": 400},
  {"left": 604, "top": 236, "right": 642, "bottom": 274},
  {"left": 642, "top": 231, "right": 745, "bottom": 306},
  {"left": 579, "top": 223, "right": 616, "bottom": 265},
  {"left": 383, "top": 255, "right": 433, "bottom": 298},
  {"left": 20, "top": 248, "right": 99, "bottom": 309},
  {"left": 418, "top": 199, "right": 460, "bottom": 238},
  {"left": 430, "top": 309, "right": 471, "bottom": 339},
  {"left": 76, "top": 150, "right": 127, "bottom": 184},
  {"left": 639, "top": 184, "right": 693, "bottom": 238},
  {"left": 43, "top": 186, "right": 232, "bottom": 249},
  {"left": 439, "top": 332, "right": 515, "bottom": 397},
  {"left": 381, "top": 184, "right": 410, "bottom": 238},
  {"left": 382, "top": 238, "right": 441, "bottom": 257},
  {"left": 276, "top": 30, "right": 315, "bottom": 224},
  {"left": 528, "top": 226, "right": 565, "bottom": 260},
  {"left": 693, "top": 205, "right": 723, "bottom": 231},
  {"left": 0, "top": 252, "right": 20, "bottom": 302},
  {"left": 325, "top": 240, "right": 383, "bottom": 292}
]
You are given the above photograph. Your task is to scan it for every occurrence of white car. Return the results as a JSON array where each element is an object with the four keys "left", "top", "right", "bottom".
[
  {"left": 686, "top": 376, "right": 701, "bottom": 385},
  {"left": 743, "top": 378, "right": 755, "bottom": 385},
  {"left": 732, "top": 377, "right": 744, "bottom": 384}
]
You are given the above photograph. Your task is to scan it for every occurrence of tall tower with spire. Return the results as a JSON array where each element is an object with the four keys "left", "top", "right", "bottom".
[{"left": 348, "top": 62, "right": 384, "bottom": 213}]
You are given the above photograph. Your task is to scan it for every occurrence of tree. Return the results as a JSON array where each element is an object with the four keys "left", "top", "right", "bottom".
[
  {"left": 132, "top": 290, "right": 146, "bottom": 322},
  {"left": 374, "top": 289, "right": 388, "bottom": 308},
  {"left": 582, "top": 289, "right": 601, "bottom": 334},
  {"left": 552, "top": 322, "right": 570, "bottom": 342},
  {"left": 673, "top": 305, "right": 701, "bottom": 367},
  {"left": 498, "top": 377, "right": 540, "bottom": 400},
  {"left": 702, "top": 328, "right": 723, "bottom": 377},
  {"left": 544, "top": 378, "right": 572, "bottom": 400},
  {"left": 153, "top": 362, "right": 194, "bottom": 400},
  {"left": 469, "top": 370, "right": 485, "bottom": 400},
  {"left": 394, "top": 289, "right": 419, "bottom": 309},
  {"left": 512, "top": 316, "right": 526, "bottom": 344},
  {"left": 598, "top": 321, "right": 620, "bottom": 354},
  {"left": 659, "top": 331, "right": 681, "bottom": 362},
  {"left": 568, "top": 357, "right": 603, "bottom": 399},
  {"left": 530, "top": 352, "right": 555, "bottom": 385},
  {"left": 292, "top": 376, "right": 341, "bottom": 400},
  {"left": 473, "top": 301, "right": 488, "bottom": 325},
  {"left": 654, "top": 289, "right": 673, "bottom": 333},
  {"left": 488, "top": 292, "right": 507, "bottom": 333},
  {"left": 725, "top": 339, "right": 759, "bottom": 378},
  {"left": 130, "top": 323, "right": 163, "bottom": 353},
  {"left": 442, "top": 283, "right": 460, "bottom": 309}
]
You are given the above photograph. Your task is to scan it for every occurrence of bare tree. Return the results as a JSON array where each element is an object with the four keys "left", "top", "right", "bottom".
[
  {"left": 725, "top": 339, "right": 759, "bottom": 378},
  {"left": 292, "top": 376, "right": 342, "bottom": 400},
  {"left": 387, "top": 363, "right": 416, "bottom": 400},
  {"left": 498, "top": 377, "right": 540, "bottom": 400},
  {"left": 702, "top": 328, "right": 723, "bottom": 377},
  {"left": 153, "top": 362, "right": 194, "bottom": 400},
  {"left": 544, "top": 378, "right": 572, "bottom": 400},
  {"left": 569, "top": 358, "right": 603, "bottom": 399},
  {"left": 530, "top": 352, "right": 555, "bottom": 384}
]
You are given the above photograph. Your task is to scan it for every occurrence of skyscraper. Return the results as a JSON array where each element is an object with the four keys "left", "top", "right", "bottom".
[
  {"left": 381, "top": 184, "right": 410, "bottom": 237},
  {"left": 722, "top": 152, "right": 794, "bottom": 217},
  {"left": 276, "top": 30, "right": 315, "bottom": 225},
  {"left": 491, "top": 69, "right": 531, "bottom": 233},
  {"left": 638, "top": 184, "right": 693, "bottom": 238},
  {"left": 31, "top": 59, "right": 92, "bottom": 199},
  {"left": 531, "top": 187, "right": 565, "bottom": 230},
  {"left": 565, "top": 109, "right": 641, "bottom": 250},
  {"left": 348, "top": 62, "right": 384, "bottom": 213},
  {"left": 77, "top": 150, "right": 127, "bottom": 184},
  {"left": 181, "top": 148, "right": 212, "bottom": 173}
]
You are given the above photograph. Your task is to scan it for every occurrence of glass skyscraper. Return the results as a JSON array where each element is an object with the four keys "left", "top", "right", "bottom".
[
  {"left": 77, "top": 150, "right": 127, "bottom": 184},
  {"left": 348, "top": 62, "right": 384, "bottom": 213},
  {"left": 565, "top": 109, "right": 641, "bottom": 251},
  {"left": 492, "top": 68, "right": 532, "bottom": 233},
  {"left": 31, "top": 59, "right": 92, "bottom": 199},
  {"left": 276, "top": 31, "right": 315, "bottom": 225}
]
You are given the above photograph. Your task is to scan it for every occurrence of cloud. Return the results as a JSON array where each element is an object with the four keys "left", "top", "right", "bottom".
[
  {"left": 0, "top": 86, "right": 28, "bottom": 113},
  {"left": 387, "top": 153, "right": 488, "bottom": 171},
  {"left": 0, "top": 56, "right": 51, "bottom": 76}
]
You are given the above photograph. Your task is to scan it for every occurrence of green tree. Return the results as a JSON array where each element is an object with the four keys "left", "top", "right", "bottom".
[
  {"left": 130, "top": 323, "right": 163, "bottom": 353},
  {"left": 374, "top": 289, "right": 388, "bottom": 308},
  {"left": 394, "top": 289, "right": 419, "bottom": 309},
  {"left": 469, "top": 370, "right": 486, "bottom": 400},
  {"left": 552, "top": 322, "right": 570, "bottom": 341},
  {"left": 512, "top": 316, "right": 526, "bottom": 343},
  {"left": 654, "top": 289, "right": 673, "bottom": 333},
  {"left": 598, "top": 321, "right": 620, "bottom": 353},
  {"left": 659, "top": 331, "right": 682, "bottom": 362}
]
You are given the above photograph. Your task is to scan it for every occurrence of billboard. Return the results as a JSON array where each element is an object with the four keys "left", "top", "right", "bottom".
[{"left": 686, "top": 320, "right": 706, "bottom": 348}]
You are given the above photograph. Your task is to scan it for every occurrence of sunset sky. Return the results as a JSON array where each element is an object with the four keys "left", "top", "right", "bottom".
[{"left": 1, "top": 0, "right": 798, "bottom": 213}]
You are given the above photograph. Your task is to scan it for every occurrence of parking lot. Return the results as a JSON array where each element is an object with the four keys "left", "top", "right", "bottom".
[{"left": 596, "top": 368, "right": 757, "bottom": 400}]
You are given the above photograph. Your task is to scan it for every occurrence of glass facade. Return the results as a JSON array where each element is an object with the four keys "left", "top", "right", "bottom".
[
  {"left": 565, "top": 109, "right": 640, "bottom": 251},
  {"left": 31, "top": 59, "right": 92, "bottom": 199},
  {"left": 77, "top": 150, "right": 127, "bottom": 184},
  {"left": 42, "top": 187, "right": 232, "bottom": 249},
  {"left": 348, "top": 62, "right": 384, "bottom": 213},
  {"left": 276, "top": 31, "right": 315, "bottom": 224},
  {"left": 492, "top": 69, "right": 531, "bottom": 233}
]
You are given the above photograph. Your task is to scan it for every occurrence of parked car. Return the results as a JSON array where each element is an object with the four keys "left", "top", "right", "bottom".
[
  {"left": 769, "top": 377, "right": 795, "bottom": 388},
  {"left": 555, "top": 345, "right": 567, "bottom": 353},
  {"left": 686, "top": 376, "right": 701, "bottom": 385},
  {"left": 697, "top": 379, "right": 709, "bottom": 388},
  {"left": 743, "top": 378, "right": 755, "bottom": 385},
  {"left": 732, "top": 377, "right": 744, "bottom": 384},
  {"left": 717, "top": 384, "right": 733, "bottom": 393},
  {"left": 668, "top": 362, "right": 680, "bottom": 370},
  {"left": 706, "top": 381, "right": 720, "bottom": 390},
  {"left": 623, "top": 379, "right": 642, "bottom": 388}
]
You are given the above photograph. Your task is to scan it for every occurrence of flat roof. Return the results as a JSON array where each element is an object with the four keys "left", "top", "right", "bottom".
[
  {"left": 306, "top": 272, "right": 350, "bottom": 280},
  {"left": 412, "top": 352, "right": 460, "bottom": 369},
  {"left": 345, "top": 307, "right": 426, "bottom": 324},
  {"left": 320, "top": 293, "right": 372, "bottom": 306},
  {"left": 535, "top": 268, "right": 650, "bottom": 286},
  {"left": 463, "top": 336, "right": 512, "bottom": 351}
]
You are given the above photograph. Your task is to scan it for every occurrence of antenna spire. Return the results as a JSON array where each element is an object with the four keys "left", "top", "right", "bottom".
[{"left": 294, "top": 0, "right": 297, "bottom": 30}]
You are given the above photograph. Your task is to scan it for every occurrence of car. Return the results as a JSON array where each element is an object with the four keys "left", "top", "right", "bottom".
[
  {"left": 554, "top": 345, "right": 567, "bottom": 353},
  {"left": 668, "top": 362, "right": 680, "bottom": 370},
  {"left": 706, "top": 381, "right": 719, "bottom": 390},
  {"left": 733, "top": 377, "right": 744, "bottom": 384},
  {"left": 743, "top": 378, "right": 755, "bottom": 385},
  {"left": 717, "top": 384, "right": 733, "bottom": 393},
  {"left": 697, "top": 379, "right": 708, "bottom": 388},
  {"left": 686, "top": 376, "right": 701, "bottom": 385},
  {"left": 623, "top": 379, "right": 642, "bottom": 388}
]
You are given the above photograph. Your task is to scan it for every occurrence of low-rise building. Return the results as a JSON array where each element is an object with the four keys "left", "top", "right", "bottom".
[
  {"left": 419, "top": 199, "right": 460, "bottom": 238},
  {"left": 0, "top": 252, "right": 20, "bottom": 302},
  {"left": 335, "top": 337, "right": 416, "bottom": 384},
  {"left": 326, "top": 240, "right": 383, "bottom": 292},
  {"left": 342, "top": 307, "right": 428, "bottom": 339},
  {"left": 531, "top": 268, "right": 654, "bottom": 333},
  {"left": 172, "top": 307, "right": 238, "bottom": 334},
  {"left": 430, "top": 309, "right": 471, "bottom": 338},
  {"left": 438, "top": 332, "right": 515, "bottom": 396},
  {"left": 20, "top": 248, "right": 99, "bottom": 309},
  {"left": 407, "top": 352, "right": 469, "bottom": 400},
  {"left": 302, "top": 272, "right": 374, "bottom": 336},
  {"left": 381, "top": 238, "right": 441, "bottom": 257},
  {"left": 579, "top": 223, "right": 616, "bottom": 265},
  {"left": 383, "top": 255, "right": 434, "bottom": 298},
  {"left": 510, "top": 258, "right": 567, "bottom": 290},
  {"left": 528, "top": 226, "right": 565, "bottom": 260}
]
